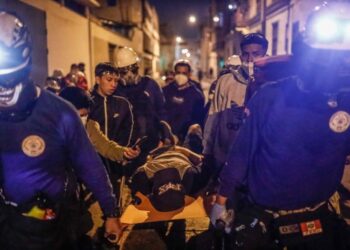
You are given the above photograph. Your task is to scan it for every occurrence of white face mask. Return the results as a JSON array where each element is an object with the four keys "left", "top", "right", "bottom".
[
  {"left": 0, "top": 83, "right": 23, "bottom": 107},
  {"left": 174, "top": 74, "right": 188, "bottom": 86},
  {"left": 80, "top": 116, "right": 88, "bottom": 126}
]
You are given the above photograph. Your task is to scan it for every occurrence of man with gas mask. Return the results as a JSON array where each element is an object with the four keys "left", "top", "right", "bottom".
[
  {"left": 0, "top": 11, "right": 123, "bottom": 249},
  {"left": 115, "top": 47, "right": 166, "bottom": 163},
  {"left": 203, "top": 33, "right": 268, "bottom": 185},
  {"left": 211, "top": 2, "right": 350, "bottom": 249},
  {"left": 162, "top": 59, "right": 205, "bottom": 144}
]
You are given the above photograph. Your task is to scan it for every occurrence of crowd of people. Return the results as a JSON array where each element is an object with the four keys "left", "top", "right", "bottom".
[{"left": 0, "top": 2, "right": 350, "bottom": 250}]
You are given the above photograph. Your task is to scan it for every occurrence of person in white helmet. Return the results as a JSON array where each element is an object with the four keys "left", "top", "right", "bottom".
[{"left": 115, "top": 47, "right": 166, "bottom": 163}]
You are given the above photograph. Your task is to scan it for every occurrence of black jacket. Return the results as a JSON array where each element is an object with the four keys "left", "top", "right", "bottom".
[
  {"left": 89, "top": 88, "right": 134, "bottom": 148},
  {"left": 115, "top": 76, "right": 166, "bottom": 152},
  {"left": 163, "top": 81, "right": 205, "bottom": 143}
]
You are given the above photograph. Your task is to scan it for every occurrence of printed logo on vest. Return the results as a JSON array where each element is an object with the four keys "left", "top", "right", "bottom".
[
  {"left": 300, "top": 219, "right": 323, "bottom": 237},
  {"left": 278, "top": 224, "right": 300, "bottom": 235},
  {"left": 329, "top": 111, "right": 350, "bottom": 133},
  {"left": 22, "top": 135, "right": 45, "bottom": 157}
]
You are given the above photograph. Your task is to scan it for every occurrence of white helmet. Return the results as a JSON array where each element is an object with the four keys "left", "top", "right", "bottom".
[
  {"left": 115, "top": 47, "right": 140, "bottom": 68},
  {"left": 225, "top": 55, "right": 242, "bottom": 66}
]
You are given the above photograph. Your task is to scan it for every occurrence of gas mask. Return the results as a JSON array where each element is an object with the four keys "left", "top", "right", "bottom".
[
  {"left": 174, "top": 74, "right": 189, "bottom": 86},
  {"left": 118, "top": 64, "right": 140, "bottom": 85}
]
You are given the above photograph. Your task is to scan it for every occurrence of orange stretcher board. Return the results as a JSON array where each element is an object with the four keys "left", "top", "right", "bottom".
[{"left": 120, "top": 192, "right": 208, "bottom": 224}]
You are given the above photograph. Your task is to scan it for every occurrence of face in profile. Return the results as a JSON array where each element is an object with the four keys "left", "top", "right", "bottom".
[{"left": 96, "top": 72, "right": 119, "bottom": 97}]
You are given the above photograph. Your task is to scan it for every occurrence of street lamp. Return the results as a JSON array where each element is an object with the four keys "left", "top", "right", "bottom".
[
  {"left": 176, "top": 36, "right": 183, "bottom": 43},
  {"left": 189, "top": 15, "right": 196, "bottom": 24},
  {"left": 213, "top": 16, "right": 220, "bottom": 23}
]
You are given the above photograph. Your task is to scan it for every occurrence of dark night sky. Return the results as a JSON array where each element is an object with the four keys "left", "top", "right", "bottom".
[{"left": 148, "top": 0, "right": 211, "bottom": 40}]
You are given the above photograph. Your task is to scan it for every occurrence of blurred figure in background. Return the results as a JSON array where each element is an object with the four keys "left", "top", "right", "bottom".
[
  {"left": 163, "top": 59, "right": 205, "bottom": 144},
  {"left": 44, "top": 77, "right": 61, "bottom": 95}
]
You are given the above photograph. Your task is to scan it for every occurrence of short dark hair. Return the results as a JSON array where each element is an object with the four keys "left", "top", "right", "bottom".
[
  {"left": 94, "top": 62, "right": 118, "bottom": 77},
  {"left": 174, "top": 61, "right": 191, "bottom": 73},
  {"left": 240, "top": 33, "right": 268, "bottom": 51}
]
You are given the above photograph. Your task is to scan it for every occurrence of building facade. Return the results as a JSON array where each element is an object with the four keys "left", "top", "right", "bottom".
[{"left": 1, "top": 0, "right": 160, "bottom": 87}]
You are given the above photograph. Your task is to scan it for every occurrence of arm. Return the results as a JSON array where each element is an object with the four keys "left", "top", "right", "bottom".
[
  {"left": 151, "top": 80, "right": 166, "bottom": 120},
  {"left": 191, "top": 91, "right": 206, "bottom": 128},
  {"left": 217, "top": 91, "right": 262, "bottom": 204},
  {"left": 119, "top": 97, "right": 134, "bottom": 147},
  {"left": 174, "top": 145, "right": 203, "bottom": 166},
  {"left": 86, "top": 119, "right": 125, "bottom": 162},
  {"left": 202, "top": 77, "right": 227, "bottom": 156},
  {"left": 61, "top": 108, "right": 117, "bottom": 217}
]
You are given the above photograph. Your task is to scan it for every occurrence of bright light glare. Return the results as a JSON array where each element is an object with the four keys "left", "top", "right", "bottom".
[
  {"left": 346, "top": 23, "right": 350, "bottom": 40},
  {"left": 181, "top": 48, "right": 189, "bottom": 54},
  {"left": 228, "top": 4, "right": 234, "bottom": 10},
  {"left": 213, "top": 16, "right": 220, "bottom": 23},
  {"left": 161, "top": 76, "right": 166, "bottom": 81},
  {"left": 0, "top": 48, "right": 9, "bottom": 64},
  {"left": 189, "top": 15, "right": 196, "bottom": 24},
  {"left": 186, "top": 52, "right": 191, "bottom": 58},
  {"left": 313, "top": 17, "right": 339, "bottom": 41},
  {"left": 175, "top": 36, "right": 183, "bottom": 43}
]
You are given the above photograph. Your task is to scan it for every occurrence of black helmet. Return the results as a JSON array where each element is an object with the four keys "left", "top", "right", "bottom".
[
  {"left": 0, "top": 11, "right": 31, "bottom": 88},
  {"left": 292, "top": 2, "right": 350, "bottom": 92}
]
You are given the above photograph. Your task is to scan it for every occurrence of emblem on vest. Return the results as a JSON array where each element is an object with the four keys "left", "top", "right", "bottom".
[
  {"left": 22, "top": 135, "right": 45, "bottom": 157},
  {"left": 329, "top": 111, "right": 350, "bottom": 133}
]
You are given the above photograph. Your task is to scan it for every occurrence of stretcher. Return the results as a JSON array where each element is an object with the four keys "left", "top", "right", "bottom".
[{"left": 120, "top": 192, "right": 208, "bottom": 224}]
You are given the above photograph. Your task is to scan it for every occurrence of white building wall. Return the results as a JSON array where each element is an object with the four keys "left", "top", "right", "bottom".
[
  {"left": 265, "top": 10, "right": 289, "bottom": 55},
  {"left": 20, "top": 0, "right": 152, "bottom": 86}
]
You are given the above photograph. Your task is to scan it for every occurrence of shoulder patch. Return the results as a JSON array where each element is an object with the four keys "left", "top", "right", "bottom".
[
  {"left": 329, "top": 111, "right": 350, "bottom": 133},
  {"left": 22, "top": 135, "right": 45, "bottom": 157}
]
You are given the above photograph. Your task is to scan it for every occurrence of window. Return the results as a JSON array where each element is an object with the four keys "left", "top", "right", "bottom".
[
  {"left": 292, "top": 21, "right": 300, "bottom": 43},
  {"left": 53, "top": 0, "right": 85, "bottom": 16},
  {"left": 256, "top": 0, "right": 261, "bottom": 17},
  {"left": 108, "top": 43, "right": 117, "bottom": 62},
  {"left": 272, "top": 21, "right": 279, "bottom": 55}
]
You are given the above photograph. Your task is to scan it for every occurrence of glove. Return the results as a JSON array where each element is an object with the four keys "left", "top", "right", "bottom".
[{"left": 210, "top": 203, "right": 234, "bottom": 234}]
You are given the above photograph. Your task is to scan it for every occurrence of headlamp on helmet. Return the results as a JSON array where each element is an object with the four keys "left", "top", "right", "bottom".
[{"left": 305, "top": 2, "right": 350, "bottom": 51}]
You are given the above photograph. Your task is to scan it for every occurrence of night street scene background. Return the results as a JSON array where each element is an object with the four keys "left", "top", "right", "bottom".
[{"left": 0, "top": 0, "right": 350, "bottom": 250}]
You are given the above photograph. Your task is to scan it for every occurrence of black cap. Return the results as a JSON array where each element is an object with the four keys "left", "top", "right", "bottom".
[{"left": 150, "top": 168, "right": 185, "bottom": 212}]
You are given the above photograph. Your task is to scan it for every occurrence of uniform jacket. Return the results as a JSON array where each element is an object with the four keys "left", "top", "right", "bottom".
[
  {"left": 220, "top": 76, "right": 350, "bottom": 210},
  {"left": 0, "top": 86, "right": 116, "bottom": 215}
]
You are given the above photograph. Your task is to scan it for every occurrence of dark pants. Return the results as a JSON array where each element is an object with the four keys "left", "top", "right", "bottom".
[{"left": 0, "top": 199, "right": 91, "bottom": 250}]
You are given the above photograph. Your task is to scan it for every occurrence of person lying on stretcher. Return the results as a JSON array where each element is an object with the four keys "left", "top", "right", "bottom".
[{"left": 129, "top": 122, "right": 210, "bottom": 212}]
